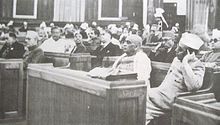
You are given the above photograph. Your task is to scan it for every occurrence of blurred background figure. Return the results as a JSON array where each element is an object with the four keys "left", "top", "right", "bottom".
[
  {"left": 171, "top": 23, "right": 180, "bottom": 34},
  {"left": 0, "top": 32, "right": 25, "bottom": 58},
  {"left": 19, "top": 21, "right": 29, "bottom": 32},
  {"left": 37, "top": 28, "right": 48, "bottom": 45},
  {"left": 73, "top": 32, "right": 87, "bottom": 53},
  {"left": 200, "top": 29, "right": 220, "bottom": 64}
]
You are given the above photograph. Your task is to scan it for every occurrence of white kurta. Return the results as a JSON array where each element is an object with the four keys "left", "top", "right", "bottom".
[
  {"left": 39, "top": 38, "right": 76, "bottom": 53},
  {"left": 116, "top": 50, "right": 152, "bottom": 88}
]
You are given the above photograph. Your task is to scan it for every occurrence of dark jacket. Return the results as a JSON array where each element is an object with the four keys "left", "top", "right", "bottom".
[
  {"left": 91, "top": 42, "right": 123, "bottom": 57},
  {"left": 23, "top": 46, "right": 44, "bottom": 68},
  {"left": 0, "top": 42, "right": 26, "bottom": 59},
  {"left": 90, "top": 42, "right": 123, "bottom": 67},
  {"left": 149, "top": 46, "right": 176, "bottom": 63}
]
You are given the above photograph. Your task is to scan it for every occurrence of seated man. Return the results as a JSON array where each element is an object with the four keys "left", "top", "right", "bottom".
[
  {"left": 112, "top": 35, "right": 151, "bottom": 88},
  {"left": 23, "top": 31, "right": 44, "bottom": 68},
  {"left": 200, "top": 29, "right": 220, "bottom": 66},
  {"left": 149, "top": 38, "right": 176, "bottom": 63},
  {"left": 72, "top": 32, "right": 87, "bottom": 53},
  {"left": 0, "top": 32, "right": 25, "bottom": 58},
  {"left": 96, "top": 29, "right": 123, "bottom": 57},
  {"left": 91, "top": 29, "right": 123, "bottom": 67},
  {"left": 39, "top": 26, "right": 75, "bottom": 53},
  {"left": 146, "top": 33, "right": 205, "bottom": 124}
]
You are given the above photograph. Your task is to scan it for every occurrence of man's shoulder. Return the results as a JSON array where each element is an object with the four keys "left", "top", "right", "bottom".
[
  {"left": 13, "top": 42, "right": 25, "bottom": 49},
  {"left": 135, "top": 51, "right": 150, "bottom": 60}
]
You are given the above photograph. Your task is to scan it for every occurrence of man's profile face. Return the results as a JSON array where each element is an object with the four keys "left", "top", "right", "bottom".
[
  {"left": 25, "top": 35, "right": 37, "bottom": 47},
  {"left": 175, "top": 45, "right": 187, "bottom": 61}
]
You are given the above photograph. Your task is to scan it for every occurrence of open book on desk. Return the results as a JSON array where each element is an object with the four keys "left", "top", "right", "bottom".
[{"left": 87, "top": 67, "right": 137, "bottom": 81}]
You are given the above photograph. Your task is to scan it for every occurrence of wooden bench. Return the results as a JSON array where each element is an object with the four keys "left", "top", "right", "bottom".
[{"left": 172, "top": 93, "right": 220, "bottom": 125}]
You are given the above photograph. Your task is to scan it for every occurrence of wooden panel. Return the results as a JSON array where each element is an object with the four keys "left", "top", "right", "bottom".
[
  {"left": 28, "top": 77, "right": 106, "bottom": 125},
  {"left": 37, "top": 0, "right": 54, "bottom": 20},
  {"left": 172, "top": 93, "right": 220, "bottom": 125},
  {"left": 1, "top": 0, "right": 13, "bottom": 18},
  {"left": 44, "top": 52, "right": 70, "bottom": 67},
  {"left": 85, "top": 0, "right": 98, "bottom": 21},
  {"left": 16, "top": 0, "right": 35, "bottom": 15},
  {"left": 0, "top": 59, "right": 24, "bottom": 121},
  {"left": 69, "top": 54, "right": 92, "bottom": 71},
  {"left": 27, "top": 64, "right": 147, "bottom": 125}
]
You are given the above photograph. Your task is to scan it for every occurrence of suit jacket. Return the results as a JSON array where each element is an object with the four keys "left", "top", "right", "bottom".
[
  {"left": 149, "top": 46, "right": 176, "bottom": 63},
  {"left": 0, "top": 42, "right": 25, "bottom": 59},
  {"left": 90, "top": 42, "right": 123, "bottom": 67},
  {"left": 96, "top": 42, "right": 123, "bottom": 57}
]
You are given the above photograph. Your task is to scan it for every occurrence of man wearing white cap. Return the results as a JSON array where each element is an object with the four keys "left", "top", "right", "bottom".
[{"left": 146, "top": 33, "right": 205, "bottom": 124}]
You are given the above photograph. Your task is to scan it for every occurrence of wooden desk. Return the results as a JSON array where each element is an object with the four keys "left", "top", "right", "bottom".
[
  {"left": 172, "top": 93, "right": 220, "bottom": 125},
  {"left": 27, "top": 64, "right": 147, "bottom": 125},
  {"left": 0, "top": 59, "right": 24, "bottom": 121},
  {"left": 44, "top": 52, "right": 70, "bottom": 67}
]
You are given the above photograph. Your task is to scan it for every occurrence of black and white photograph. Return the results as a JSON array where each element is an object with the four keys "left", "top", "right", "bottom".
[{"left": 0, "top": 0, "right": 220, "bottom": 125}]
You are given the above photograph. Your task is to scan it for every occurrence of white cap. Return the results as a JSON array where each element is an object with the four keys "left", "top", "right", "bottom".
[
  {"left": 154, "top": 8, "right": 164, "bottom": 18},
  {"left": 64, "top": 24, "right": 71, "bottom": 29},
  {"left": 212, "top": 29, "right": 220, "bottom": 40},
  {"left": 179, "top": 33, "right": 204, "bottom": 50},
  {"left": 40, "top": 21, "right": 47, "bottom": 28},
  {"left": 50, "top": 23, "right": 54, "bottom": 27},
  {"left": 23, "top": 21, "right": 28, "bottom": 25},
  {"left": 107, "top": 24, "right": 116, "bottom": 30},
  {"left": 110, "top": 26, "right": 118, "bottom": 34},
  {"left": 7, "top": 20, "right": 14, "bottom": 26},
  {"left": 132, "top": 24, "right": 139, "bottom": 30},
  {"left": 80, "top": 22, "right": 88, "bottom": 30},
  {"left": 92, "top": 21, "right": 97, "bottom": 26}
]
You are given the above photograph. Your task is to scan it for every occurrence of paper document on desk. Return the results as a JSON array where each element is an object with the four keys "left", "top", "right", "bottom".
[{"left": 87, "top": 67, "right": 137, "bottom": 81}]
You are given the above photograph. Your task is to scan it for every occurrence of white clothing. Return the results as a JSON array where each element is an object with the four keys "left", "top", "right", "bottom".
[
  {"left": 39, "top": 38, "right": 76, "bottom": 53},
  {"left": 116, "top": 51, "right": 152, "bottom": 88}
]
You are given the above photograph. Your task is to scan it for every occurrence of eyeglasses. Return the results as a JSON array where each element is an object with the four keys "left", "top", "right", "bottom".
[
  {"left": 122, "top": 40, "right": 132, "bottom": 44},
  {"left": 25, "top": 38, "right": 31, "bottom": 41},
  {"left": 211, "top": 38, "right": 220, "bottom": 43}
]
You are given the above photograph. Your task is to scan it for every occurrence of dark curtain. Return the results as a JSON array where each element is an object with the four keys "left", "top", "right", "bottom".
[
  {"left": 37, "top": 0, "right": 54, "bottom": 21},
  {"left": 85, "top": 0, "right": 98, "bottom": 21}
]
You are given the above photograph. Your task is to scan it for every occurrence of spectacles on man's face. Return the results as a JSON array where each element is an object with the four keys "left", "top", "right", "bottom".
[
  {"left": 25, "top": 37, "right": 31, "bottom": 41},
  {"left": 122, "top": 40, "right": 132, "bottom": 44},
  {"left": 211, "top": 38, "right": 219, "bottom": 43}
]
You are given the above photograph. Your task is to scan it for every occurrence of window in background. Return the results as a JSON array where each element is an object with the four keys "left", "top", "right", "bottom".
[{"left": 13, "top": 0, "right": 38, "bottom": 19}]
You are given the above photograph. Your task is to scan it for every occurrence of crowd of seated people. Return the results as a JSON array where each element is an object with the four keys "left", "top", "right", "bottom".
[{"left": 1, "top": 19, "right": 220, "bottom": 125}]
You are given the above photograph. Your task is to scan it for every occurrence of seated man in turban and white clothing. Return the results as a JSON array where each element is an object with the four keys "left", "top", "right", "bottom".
[
  {"left": 146, "top": 33, "right": 206, "bottom": 124},
  {"left": 112, "top": 35, "right": 152, "bottom": 89}
]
